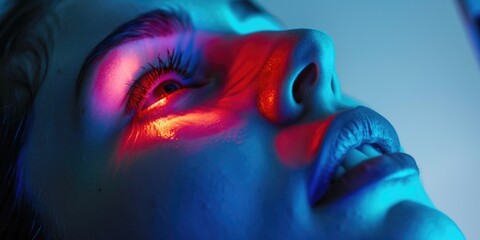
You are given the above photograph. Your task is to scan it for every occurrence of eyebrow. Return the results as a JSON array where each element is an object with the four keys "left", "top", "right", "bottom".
[{"left": 75, "top": 9, "right": 193, "bottom": 100}]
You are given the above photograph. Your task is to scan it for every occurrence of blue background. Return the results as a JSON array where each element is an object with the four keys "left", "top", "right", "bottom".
[{"left": 257, "top": 0, "right": 480, "bottom": 239}]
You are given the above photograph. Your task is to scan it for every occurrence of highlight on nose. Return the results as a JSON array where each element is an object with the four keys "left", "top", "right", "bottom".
[
  {"left": 257, "top": 29, "right": 336, "bottom": 125},
  {"left": 257, "top": 59, "right": 319, "bottom": 125}
]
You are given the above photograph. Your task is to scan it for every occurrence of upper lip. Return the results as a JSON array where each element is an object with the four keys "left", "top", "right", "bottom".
[{"left": 308, "top": 106, "right": 402, "bottom": 205}]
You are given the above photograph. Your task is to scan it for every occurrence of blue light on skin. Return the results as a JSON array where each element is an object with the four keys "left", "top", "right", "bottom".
[
  {"left": 16, "top": 0, "right": 465, "bottom": 239},
  {"left": 224, "top": 9, "right": 282, "bottom": 34}
]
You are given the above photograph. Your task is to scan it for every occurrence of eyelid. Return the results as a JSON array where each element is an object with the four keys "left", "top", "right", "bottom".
[
  {"left": 127, "top": 49, "right": 194, "bottom": 112},
  {"left": 81, "top": 34, "right": 198, "bottom": 127},
  {"left": 76, "top": 9, "right": 195, "bottom": 105}
]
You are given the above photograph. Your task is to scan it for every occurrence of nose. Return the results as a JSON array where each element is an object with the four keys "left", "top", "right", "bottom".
[{"left": 256, "top": 29, "right": 341, "bottom": 124}]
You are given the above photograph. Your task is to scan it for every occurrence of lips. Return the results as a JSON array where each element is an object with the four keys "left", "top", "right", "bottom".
[{"left": 308, "top": 106, "right": 419, "bottom": 205}]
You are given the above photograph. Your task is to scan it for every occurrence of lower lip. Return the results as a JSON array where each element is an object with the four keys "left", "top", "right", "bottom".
[{"left": 315, "top": 152, "right": 419, "bottom": 205}]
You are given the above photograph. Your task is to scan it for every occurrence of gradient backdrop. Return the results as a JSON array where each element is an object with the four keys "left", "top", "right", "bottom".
[{"left": 256, "top": 0, "right": 480, "bottom": 239}]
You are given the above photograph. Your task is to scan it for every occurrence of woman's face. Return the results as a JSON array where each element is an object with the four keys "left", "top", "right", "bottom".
[{"left": 22, "top": 0, "right": 463, "bottom": 239}]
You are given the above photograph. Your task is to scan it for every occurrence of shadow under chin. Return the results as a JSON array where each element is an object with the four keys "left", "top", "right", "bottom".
[{"left": 381, "top": 200, "right": 465, "bottom": 240}]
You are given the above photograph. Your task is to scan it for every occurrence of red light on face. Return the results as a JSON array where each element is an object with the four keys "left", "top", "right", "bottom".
[
  {"left": 115, "top": 108, "right": 245, "bottom": 166},
  {"left": 112, "top": 32, "right": 315, "bottom": 169},
  {"left": 275, "top": 115, "right": 335, "bottom": 168},
  {"left": 257, "top": 40, "right": 296, "bottom": 123}
]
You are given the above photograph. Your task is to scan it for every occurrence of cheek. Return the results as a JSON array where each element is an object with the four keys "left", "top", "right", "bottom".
[
  {"left": 275, "top": 116, "right": 335, "bottom": 168},
  {"left": 115, "top": 108, "right": 246, "bottom": 166},
  {"left": 116, "top": 135, "right": 273, "bottom": 237}
]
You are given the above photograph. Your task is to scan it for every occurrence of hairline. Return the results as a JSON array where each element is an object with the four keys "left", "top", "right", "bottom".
[{"left": 0, "top": 0, "right": 58, "bottom": 238}]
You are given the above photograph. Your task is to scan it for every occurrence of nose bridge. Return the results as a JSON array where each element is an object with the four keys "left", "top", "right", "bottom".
[{"left": 255, "top": 29, "right": 339, "bottom": 125}]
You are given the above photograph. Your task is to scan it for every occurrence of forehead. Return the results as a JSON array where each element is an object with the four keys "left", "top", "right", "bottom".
[
  {"left": 52, "top": 0, "right": 232, "bottom": 57},
  {"left": 54, "top": 0, "right": 260, "bottom": 41},
  {"left": 40, "top": 0, "right": 269, "bottom": 103},
  {"left": 47, "top": 0, "right": 278, "bottom": 79}
]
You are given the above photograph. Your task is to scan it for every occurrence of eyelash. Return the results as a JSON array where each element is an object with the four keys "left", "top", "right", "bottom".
[{"left": 127, "top": 49, "right": 194, "bottom": 112}]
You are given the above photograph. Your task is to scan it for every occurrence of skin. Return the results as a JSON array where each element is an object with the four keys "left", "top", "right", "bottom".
[{"left": 20, "top": 0, "right": 464, "bottom": 239}]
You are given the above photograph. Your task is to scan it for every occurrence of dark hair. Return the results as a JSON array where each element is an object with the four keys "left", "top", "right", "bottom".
[{"left": 0, "top": 0, "right": 56, "bottom": 239}]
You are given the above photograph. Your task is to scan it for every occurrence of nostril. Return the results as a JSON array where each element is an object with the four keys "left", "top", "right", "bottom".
[{"left": 292, "top": 63, "right": 318, "bottom": 104}]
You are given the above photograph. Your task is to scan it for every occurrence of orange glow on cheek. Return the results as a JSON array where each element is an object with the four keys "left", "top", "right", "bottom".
[{"left": 116, "top": 109, "right": 244, "bottom": 163}]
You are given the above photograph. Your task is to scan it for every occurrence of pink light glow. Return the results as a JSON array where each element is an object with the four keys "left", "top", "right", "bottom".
[
  {"left": 87, "top": 35, "right": 193, "bottom": 124},
  {"left": 92, "top": 49, "right": 142, "bottom": 118}
]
